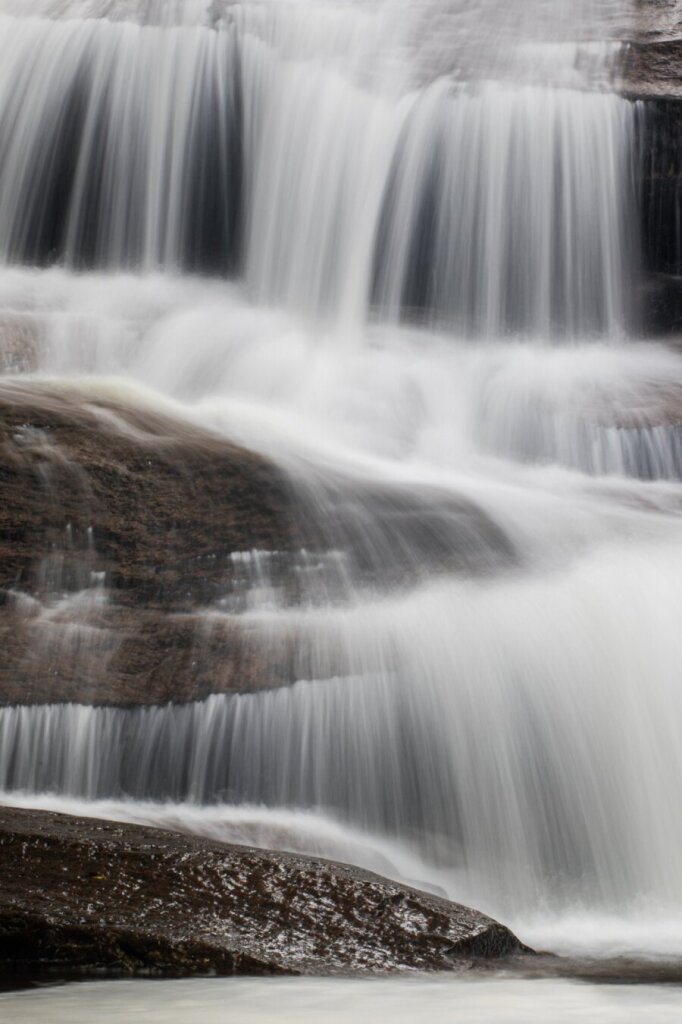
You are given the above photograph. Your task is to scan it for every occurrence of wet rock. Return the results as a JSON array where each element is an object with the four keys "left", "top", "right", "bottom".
[
  {"left": 640, "top": 273, "right": 682, "bottom": 334},
  {"left": 0, "top": 599, "right": 299, "bottom": 706},
  {"left": 634, "top": 97, "right": 682, "bottom": 332},
  {"left": 0, "top": 380, "right": 312, "bottom": 607},
  {"left": 615, "top": 4, "right": 682, "bottom": 334},
  {"left": 638, "top": 99, "right": 682, "bottom": 267},
  {"left": 0, "top": 806, "right": 531, "bottom": 982},
  {"left": 0, "top": 380, "right": 515, "bottom": 706},
  {"left": 0, "top": 381, "right": 315, "bottom": 705},
  {"left": 621, "top": 2, "right": 682, "bottom": 100},
  {"left": 0, "top": 317, "right": 42, "bottom": 375},
  {"left": 622, "top": 41, "right": 682, "bottom": 100}
]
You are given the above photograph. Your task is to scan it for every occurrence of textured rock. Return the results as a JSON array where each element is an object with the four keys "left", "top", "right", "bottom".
[
  {"left": 620, "top": 2, "right": 682, "bottom": 100},
  {"left": 0, "top": 380, "right": 313, "bottom": 705},
  {"left": 622, "top": 38, "right": 682, "bottom": 99},
  {"left": 0, "top": 380, "right": 310, "bottom": 607},
  {"left": 0, "top": 807, "right": 530, "bottom": 981}
]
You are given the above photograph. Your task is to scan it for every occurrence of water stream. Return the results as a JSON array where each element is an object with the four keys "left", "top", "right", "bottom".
[{"left": 1, "top": 0, "right": 682, "bottom": 1008}]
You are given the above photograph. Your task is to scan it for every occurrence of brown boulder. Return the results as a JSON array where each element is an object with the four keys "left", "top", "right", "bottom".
[{"left": 0, "top": 806, "right": 531, "bottom": 981}]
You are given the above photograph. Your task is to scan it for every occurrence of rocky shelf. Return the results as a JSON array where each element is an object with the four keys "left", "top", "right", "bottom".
[
  {"left": 0, "top": 377, "right": 514, "bottom": 706},
  {"left": 0, "top": 806, "right": 531, "bottom": 982}
]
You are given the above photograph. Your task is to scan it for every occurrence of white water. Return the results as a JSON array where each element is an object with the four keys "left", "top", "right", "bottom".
[
  {"left": 0, "top": 2, "right": 635, "bottom": 331},
  {"left": 2, "top": 0, "right": 682, "bottom": 982},
  {"left": 4, "top": 976, "right": 682, "bottom": 1024}
]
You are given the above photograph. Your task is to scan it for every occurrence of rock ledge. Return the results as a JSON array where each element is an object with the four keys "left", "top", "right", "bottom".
[{"left": 0, "top": 806, "right": 530, "bottom": 981}]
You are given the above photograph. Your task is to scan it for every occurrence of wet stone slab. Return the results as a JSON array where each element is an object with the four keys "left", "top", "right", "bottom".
[{"left": 0, "top": 806, "right": 530, "bottom": 983}]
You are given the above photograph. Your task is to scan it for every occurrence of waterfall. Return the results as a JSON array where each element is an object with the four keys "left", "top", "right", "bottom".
[
  {"left": 3, "top": 0, "right": 682, "bottom": 953},
  {"left": 0, "top": 2, "right": 636, "bottom": 334},
  {"left": 3, "top": 531, "right": 682, "bottom": 920},
  {"left": 0, "top": 13, "right": 242, "bottom": 272}
]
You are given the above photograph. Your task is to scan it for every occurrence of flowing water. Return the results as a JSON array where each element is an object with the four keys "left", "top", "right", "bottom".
[
  {"left": 4, "top": 976, "right": 682, "bottom": 1024},
  {"left": 1, "top": 0, "right": 682, "bottom": 1017}
]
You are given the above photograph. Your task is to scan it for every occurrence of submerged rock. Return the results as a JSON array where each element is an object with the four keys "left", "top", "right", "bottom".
[{"left": 0, "top": 807, "right": 530, "bottom": 981}]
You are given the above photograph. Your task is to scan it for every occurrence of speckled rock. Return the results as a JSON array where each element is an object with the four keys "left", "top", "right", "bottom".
[
  {"left": 0, "top": 380, "right": 315, "bottom": 705},
  {"left": 0, "top": 806, "right": 531, "bottom": 981},
  {"left": 0, "top": 380, "right": 312, "bottom": 609},
  {"left": 621, "top": 2, "right": 682, "bottom": 100}
]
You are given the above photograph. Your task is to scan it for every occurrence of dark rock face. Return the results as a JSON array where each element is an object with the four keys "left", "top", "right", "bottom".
[
  {"left": 614, "top": 4, "right": 682, "bottom": 333},
  {"left": 0, "top": 381, "right": 309, "bottom": 607},
  {"left": 622, "top": 40, "right": 682, "bottom": 101},
  {"left": 635, "top": 98, "right": 682, "bottom": 333},
  {"left": 0, "top": 807, "right": 530, "bottom": 980},
  {"left": 621, "top": 2, "right": 682, "bottom": 100},
  {"left": 0, "top": 380, "right": 314, "bottom": 705}
]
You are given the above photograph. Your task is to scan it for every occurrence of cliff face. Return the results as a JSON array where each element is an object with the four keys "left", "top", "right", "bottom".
[{"left": 0, "top": 807, "right": 530, "bottom": 981}]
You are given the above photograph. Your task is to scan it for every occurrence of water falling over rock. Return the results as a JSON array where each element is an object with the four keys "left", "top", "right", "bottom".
[{"left": 1, "top": 0, "right": 682, "bottom": 962}]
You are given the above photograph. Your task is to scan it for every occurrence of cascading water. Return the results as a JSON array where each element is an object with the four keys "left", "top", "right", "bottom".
[
  {"left": 1, "top": 0, "right": 682, "bottom": 960},
  {"left": 0, "top": 0, "right": 636, "bottom": 331}
]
